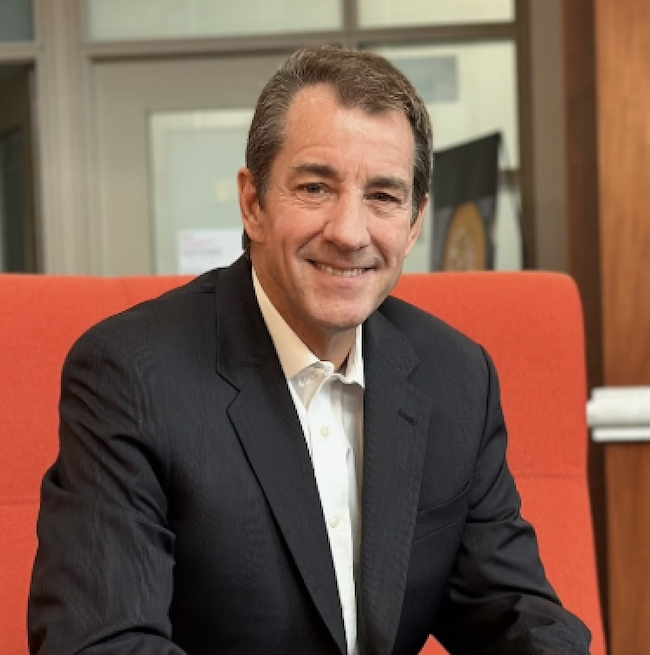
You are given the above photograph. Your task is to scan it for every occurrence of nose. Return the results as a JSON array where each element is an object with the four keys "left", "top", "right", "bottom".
[{"left": 322, "top": 193, "right": 371, "bottom": 251}]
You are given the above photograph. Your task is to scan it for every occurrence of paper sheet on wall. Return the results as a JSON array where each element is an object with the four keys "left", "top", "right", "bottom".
[{"left": 177, "top": 229, "right": 242, "bottom": 274}]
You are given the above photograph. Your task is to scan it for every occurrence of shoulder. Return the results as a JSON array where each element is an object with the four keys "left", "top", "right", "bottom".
[
  {"left": 378, "top": 294, "right": 485, "bottom": 362},
  {"left": 67, "top": 268, "right": 223, "bottom": 364},
  {"left": 373, "top": 295, "right": 495, "bottom": 398}
]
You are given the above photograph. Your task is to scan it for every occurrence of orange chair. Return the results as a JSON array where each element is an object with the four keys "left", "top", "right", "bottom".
[
  {"left": 0, "top": 271, "right": 605, "bottom": 654},
  {"left": 392, "top": 273, "right": 606, "bottom": 654}
]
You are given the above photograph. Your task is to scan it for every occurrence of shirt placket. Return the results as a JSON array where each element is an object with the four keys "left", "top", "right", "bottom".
[{"left": 308, "top": 373, "right": 357, "bottom": 653}]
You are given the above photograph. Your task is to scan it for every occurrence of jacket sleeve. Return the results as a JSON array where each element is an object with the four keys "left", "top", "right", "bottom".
[
  {"left": 28, "top": 323, "right": 188, "bottom": 655},
  {"left": 430, "top": 347, "right": 593, "bottom": 655}
]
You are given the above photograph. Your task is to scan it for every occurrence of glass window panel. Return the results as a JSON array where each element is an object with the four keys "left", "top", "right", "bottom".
[
  {"left": 403, "top": 181, "right": 522, "bottom": 273},
  {"left": 359, "top": 0, "right": 513, "bottom": 28},
  {"left": 0, "top": 0, "right": 34, "bottom": 42},
  {"left": 375, "top": 42, "right": 519, "bottom": 272},
  {"left": 375, "top": 42, "right": 519, "bottom": 166},
  {"left": 86, "top": 0, "right": 342, "bottom": 42},
  {"left": 494, "top": 181, "right": 523, "bottom": 271},
  {"left": 150, "top": 110, "right": 252, "bottom": 274},
  {"left": 402, "top": 203, "right": 432, "bottom": 274}
]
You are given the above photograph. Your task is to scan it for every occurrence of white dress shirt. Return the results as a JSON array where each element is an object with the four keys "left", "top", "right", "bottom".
[{"left": 253, "top": 270, "right": 364, "bottom": 655}]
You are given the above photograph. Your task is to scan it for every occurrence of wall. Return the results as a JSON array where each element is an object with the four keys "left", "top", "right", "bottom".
[{"left": 595, "top": 0, "right": 650, "bottom": 652}]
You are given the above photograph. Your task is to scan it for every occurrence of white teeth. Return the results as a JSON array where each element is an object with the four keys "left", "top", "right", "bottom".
[{"left": 315, "top": 263, "right": 364, "bottom": 277}]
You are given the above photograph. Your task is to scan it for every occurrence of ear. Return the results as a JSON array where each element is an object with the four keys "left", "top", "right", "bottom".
[
  {"left": 238, "top": 167, "right": 265, "bottom": 245},
  {"left": 405, "top": 194, "right": 428, "bottom": 256}
]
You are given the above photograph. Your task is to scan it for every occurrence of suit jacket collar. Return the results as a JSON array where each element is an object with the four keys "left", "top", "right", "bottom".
[{"left": 213, "top": 257, "right": 432, "bottom": 655}]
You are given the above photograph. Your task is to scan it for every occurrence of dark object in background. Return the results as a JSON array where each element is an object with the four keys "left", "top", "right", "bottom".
[{"left": 432, "top": 132, "right": 501, "bottom": 271}]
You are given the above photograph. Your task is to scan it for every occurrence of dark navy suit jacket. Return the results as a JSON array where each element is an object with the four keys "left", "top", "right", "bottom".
[{"left": 28, "top": 256, "right": 591, "bottom": 654}]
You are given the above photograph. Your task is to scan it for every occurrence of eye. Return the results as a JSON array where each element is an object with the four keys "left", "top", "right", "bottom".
[
  {"left": 369, "top": 191, "right": 399, "bottom": 203},
  {"left": 295, "top": 182, "right": 331, "bottom": 204},
  {"left": 299, "top": 183, "right": 326, "bottom": 195}
]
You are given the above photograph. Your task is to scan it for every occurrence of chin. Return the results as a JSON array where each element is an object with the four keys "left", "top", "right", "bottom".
[{"left": 316, "top": 309, "right": 372, "bottom": 332}]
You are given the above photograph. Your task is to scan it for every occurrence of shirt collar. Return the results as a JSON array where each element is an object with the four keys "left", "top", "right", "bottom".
[{"left": 252, "top": 267, "right": 364, "bottom": 388}]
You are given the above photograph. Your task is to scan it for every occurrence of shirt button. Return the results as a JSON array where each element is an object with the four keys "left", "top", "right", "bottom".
[
  {"left": 321, "top": 426, "right": 329, "bottom": 437},
  {"left": 329, "top": 516, "right": 340, "bottom": 529}
]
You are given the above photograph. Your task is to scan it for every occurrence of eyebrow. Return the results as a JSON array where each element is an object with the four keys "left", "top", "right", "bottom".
[
  {"left": 291, "top": 162, "right": 340, "bottom": 181},
  {"left": 291, "top": 163, "right": 410, "bottom": 196},
  {"left": 366, "top": 175, "right": 410, "bottom": 197}
]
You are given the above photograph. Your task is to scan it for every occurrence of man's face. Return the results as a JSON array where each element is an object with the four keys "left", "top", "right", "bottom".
[{"left": 239, "top": 84, "right": 426, "bottom": 356}]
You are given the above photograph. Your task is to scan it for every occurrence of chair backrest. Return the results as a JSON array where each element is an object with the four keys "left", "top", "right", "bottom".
[
  {"left": 0, "top": 271, "right": 605, "bottom": 655},
  {"left": 393, "top": 272, "right": 605, "bottom": 655},
  {"left": 0, "top": 274, "right": 192, "bottom": 655}
]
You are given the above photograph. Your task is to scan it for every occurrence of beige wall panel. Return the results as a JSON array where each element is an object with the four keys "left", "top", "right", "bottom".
[{"left": 528, "top": 0, "right": 568, "bottom": 272}]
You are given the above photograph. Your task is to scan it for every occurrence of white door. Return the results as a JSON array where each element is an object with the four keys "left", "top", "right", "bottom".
[{"left": 91, "top": 54, "right": 287, "bottom": 275}]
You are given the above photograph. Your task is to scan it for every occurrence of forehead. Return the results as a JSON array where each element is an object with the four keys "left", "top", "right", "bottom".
[{"left": 278, "top": 84, "right": 415, "bottom": 176}]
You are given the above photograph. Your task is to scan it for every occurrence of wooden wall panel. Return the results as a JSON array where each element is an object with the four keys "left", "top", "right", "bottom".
[
  {"left": 596, "top": 0, "right": 650, "bottom": 386},
  {"left": 605, "top": 445, "right": 650, "bottom": 655},
  {"left": 595, "top": 0, "right": 650, "bottom": 653}
]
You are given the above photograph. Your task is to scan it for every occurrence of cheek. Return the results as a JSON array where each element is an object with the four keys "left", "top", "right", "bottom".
[
  {"left": 373, "top": 227, "right": 414, "bottom": 260},
  {"left": 277, "top": 209, "right": 323, "bottom": 244}
]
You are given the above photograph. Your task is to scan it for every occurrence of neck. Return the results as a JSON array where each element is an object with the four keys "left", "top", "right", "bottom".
[{"left": 300, "top": 327, "right": 356, "bottom": 370}]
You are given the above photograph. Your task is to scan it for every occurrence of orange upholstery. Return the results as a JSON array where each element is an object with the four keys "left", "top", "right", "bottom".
[
  {"left": 0, "top": 271, "right": 605, "bottom": 654},
  {"left": 392, "top": 272, "right": 606, "bottom": 655}
]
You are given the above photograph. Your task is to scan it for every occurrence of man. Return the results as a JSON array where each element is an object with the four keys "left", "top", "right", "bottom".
[{"left": 29, "top": 46, "right": 592, "bottom": 654}]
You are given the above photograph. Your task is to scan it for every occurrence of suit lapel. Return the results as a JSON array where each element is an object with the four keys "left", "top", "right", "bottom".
[
  {"left": 214, "top": 258, "right": 347, "bottom": 654},
  {"left": 359, "top": 310, "right": 432, "bottom": 655}
]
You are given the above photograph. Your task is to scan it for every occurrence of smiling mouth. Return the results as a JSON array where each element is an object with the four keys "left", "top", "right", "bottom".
[{"left": 312, "top": 262, "right": 368, "bottom": 278}]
